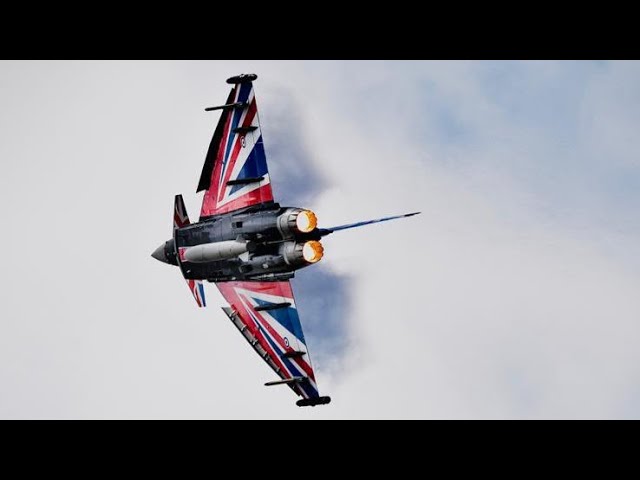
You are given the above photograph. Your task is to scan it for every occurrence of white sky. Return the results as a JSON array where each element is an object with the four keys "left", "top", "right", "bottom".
[{"left": 1, "top": 60, "right": 639, "bottom": 419}]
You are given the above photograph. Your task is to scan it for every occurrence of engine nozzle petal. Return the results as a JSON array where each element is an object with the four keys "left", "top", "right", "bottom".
[{"left": 302, "top": 240, "right": 324, "bottom": 263}]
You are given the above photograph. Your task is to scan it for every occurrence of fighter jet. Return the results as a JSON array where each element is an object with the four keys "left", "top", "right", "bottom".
[{"left": 152, "top": 74, "right": 419, "bottom": 407}]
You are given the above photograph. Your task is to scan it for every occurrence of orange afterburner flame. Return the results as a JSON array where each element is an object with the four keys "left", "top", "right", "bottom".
[
  {"left": 302, "top": 240, "right": 324, "bottom": 263},
  {"left": 296, "top": 210, "right": 317, "bottom": 233}
]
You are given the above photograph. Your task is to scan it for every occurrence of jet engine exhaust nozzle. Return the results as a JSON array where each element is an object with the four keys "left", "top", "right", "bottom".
[
  {"left": 280, "top": 240, "right": 324, "bottom": 266},
  {"left": 277, "top": 208, "right": 319, "bottom": 238},
  {"left": 302, "top": 240, "right": 323, "bottom": 263}
]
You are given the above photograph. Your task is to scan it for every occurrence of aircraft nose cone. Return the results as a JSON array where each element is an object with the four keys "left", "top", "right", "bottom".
[{"left": 151, "top": 243, "right": 167, "bottom": 263}]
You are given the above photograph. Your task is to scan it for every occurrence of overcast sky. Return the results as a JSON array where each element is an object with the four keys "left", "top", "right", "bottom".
[{"left": 1, "top": 60, "right": 639, "bottom": 419}]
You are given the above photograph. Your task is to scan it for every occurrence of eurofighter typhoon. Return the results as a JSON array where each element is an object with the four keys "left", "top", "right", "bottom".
[{"left": 152, "top": 74, "right": 419, "bottom": 407}]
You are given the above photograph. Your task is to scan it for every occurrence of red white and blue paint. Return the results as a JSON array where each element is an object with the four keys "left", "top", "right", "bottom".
[
  {"left": 174, "top": 194, "right": 206, "bottom": 308},
  {"left": 173, "top": 194, "right": 191, "bottom": 229},
  {"left": 153, "top": 75, "right": 418, "bottom": 405},
  {"left": 200, "top": 82, "right": 273, "bottom": 218},
  {"left": 187, "top": 279, "right": 206, "bottom": 308},
  {"left": 216, "top": 281, "right": 320, "bottom": 400}
]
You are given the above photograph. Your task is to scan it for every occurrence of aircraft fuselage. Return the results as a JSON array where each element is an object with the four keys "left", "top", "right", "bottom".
[{"left": 152, "top": 202, "right": 326, "bottom": 282}]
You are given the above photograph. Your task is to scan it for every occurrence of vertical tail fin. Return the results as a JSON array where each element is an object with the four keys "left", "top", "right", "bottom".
[{"left": 173, "top": 195, "right": 206, "bottom": 308}]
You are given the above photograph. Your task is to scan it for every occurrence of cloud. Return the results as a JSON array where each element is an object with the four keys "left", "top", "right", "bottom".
[
  {"left": 272, "top": 61, "right": 640, "bottom": 418},
  {"left": 255, "top": 84, "right": 353, "bottom": 369},
  {"left": 1, "top": 61, "right": 639, "bottom": 418}
]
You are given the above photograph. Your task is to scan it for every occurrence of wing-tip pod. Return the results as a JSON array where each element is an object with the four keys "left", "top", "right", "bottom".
[
  {"left": 296, "top": 396, "right": 332, "bottom": 407},
  {"left": 226, "top": 73, "right": 257, "bottom": 84}
]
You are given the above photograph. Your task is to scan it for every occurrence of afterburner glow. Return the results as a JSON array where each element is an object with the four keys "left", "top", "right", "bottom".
[
  {"left": 302, "top": 240, "right": 324, "bottom": 263},
  {"left": 296, "top": 210, "right": 317, "bottom": 233}
]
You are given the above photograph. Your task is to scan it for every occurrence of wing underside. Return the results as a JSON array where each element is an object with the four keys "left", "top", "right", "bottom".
[
  {"left": 198, "top": 80, "right": 274, "bottom": 218},
  {"left": 216, "top": 281, "right": 322, "bottom": 401}
]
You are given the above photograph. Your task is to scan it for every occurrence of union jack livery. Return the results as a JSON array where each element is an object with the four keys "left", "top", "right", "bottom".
[
  {"left": 152, "top": 73, "right": 420, "bottom": 407},
  {"left": 173, "top": 194, "right": 191, "bottom": 229},
  {"left": 187, "top": 279, "right": 206, "bottom": 308},
  {"left": 218, "top": 281, "right": 320, "bottom": 400},
  {"left": 198, "top": 79, "right": 273, "bottom": 217},
  {"left": 173, "top": 194, "right": 206, "bottom": 308}
]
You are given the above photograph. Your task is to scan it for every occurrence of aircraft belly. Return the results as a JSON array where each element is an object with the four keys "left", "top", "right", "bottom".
[
  {"left": 180, "top": 258, "right": 296, "bottom": 282},
  {"left": 174, "top": 204, "right": 319, "bottom": 282}
]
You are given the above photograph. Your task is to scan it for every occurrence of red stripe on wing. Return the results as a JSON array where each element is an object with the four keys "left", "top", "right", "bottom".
[
  {"left": 242, "top": 300, "right": 315, "bottom": 380},
  {"left": 218, "top": 98, "right": 259, "bottom": 198},
  {"left": 218, "top": 283, "right": 295, "bottom": 380},
  {"left": 200, "top": 86, "right": 238, "bottom": 217}
]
